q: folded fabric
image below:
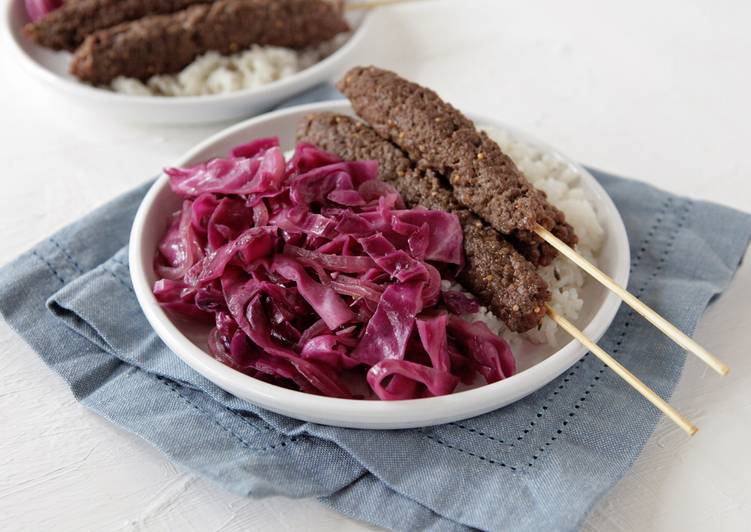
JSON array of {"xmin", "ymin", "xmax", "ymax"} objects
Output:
[{"xmin": 1, "ymin": 95, "xmax": 749, "ymax": 532}]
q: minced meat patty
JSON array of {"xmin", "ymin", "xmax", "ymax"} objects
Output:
[
  {"xmin": 70, "ymin": 0, "xmax": 349, "ymax": 85},
  {"xmin": 297, "ymin": 111, "xmax": 413, "ymax": 181},
  {"xmin": 297, "ymin": 112, "xmax": 550, "ymax": 332},
  {"xmin": 337, "ymin": 66, "xmax": 578, "ymax": 265},
  {"xmin": 24, "ymin": 0, "xmax": 212, "ymax": 51}
]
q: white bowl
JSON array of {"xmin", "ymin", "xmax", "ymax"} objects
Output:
[
  {"xmin": 3, "ymin": 1, "xmax": 371, "ymax": 125},
  {"xmin": 129, "ymin": 101, "xmax": 630, "ymax": 428}
]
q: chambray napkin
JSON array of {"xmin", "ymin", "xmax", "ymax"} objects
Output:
[{"xmin": 2, "ymin": 89, "xmax": 750, "ymax": 532}]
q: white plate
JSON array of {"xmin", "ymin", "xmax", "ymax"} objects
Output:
[
  {"xmin": 129, "ymin": 101, "xmax": 630, "ymax": 428},
  {"xmin": 3, "ymin": 1, "xmax": 371, "ymax": 124}
]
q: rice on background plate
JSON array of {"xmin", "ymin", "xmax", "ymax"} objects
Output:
[
  {"xmin": 112, "ymin": 34, "xmax": 349, "ymax": 97},
  {"xmin": 454, "ymin": 127, "xmax": 605, "ymax": 348}
]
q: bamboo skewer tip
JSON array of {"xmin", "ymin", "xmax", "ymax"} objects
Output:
[
  {"xmin": 546, "ymin": 304, "xmax": 698, "ymax": 436},
  {"xmin": 534, "ymin": 224, "xmax": 730, "ymax": 377},
  {"xmin": 345, "ymin": 0, "xmax": 416, "ymax": 11}
]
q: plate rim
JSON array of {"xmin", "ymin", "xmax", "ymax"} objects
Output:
[{"xmin": 128, "ymin": 100, "xmax": 630, "ymax": 429}]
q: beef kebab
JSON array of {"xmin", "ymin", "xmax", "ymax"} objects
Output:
[
  {"xmin": 337, "ymin": 66, "xmax": 578, "ymax": 267},
  {"xmin": 24, "ymin": 0, "xmax": 213, "ymax": 51},
  {"xmin": 297, "ymin": 112, "xmax": 551, "ymax": 333},
  {"xmin": 70, "ymin": 0, "xmax": 349, "ymax": 85}
]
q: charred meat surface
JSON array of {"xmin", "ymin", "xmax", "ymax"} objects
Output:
[
  {"xmin": 337, "ymin": 66, "xmax": 577, "ymax": 265},
  {"xmin": 298, "ymin": 112, "xmax": 550, "ymax": 332},
  {"xmin": 70, "ymin": 0, "xmax": 350, "ymax": 85},
  {"xmin": 24, "ymin": 0, "xmax": 212, "ymax": 51}
]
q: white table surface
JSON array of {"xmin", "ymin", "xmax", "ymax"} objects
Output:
[{"xmin": 1, "ymin": 0, "xmax": 750, "ymax": 530}]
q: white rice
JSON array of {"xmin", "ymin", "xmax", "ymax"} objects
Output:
[
  {"xmin": 111, "ymin": 34, "xmax": 349, "ymax": 97},
  {"xmin": 449, "ymin": 127, "xmax": 605, "ymax": 347}
]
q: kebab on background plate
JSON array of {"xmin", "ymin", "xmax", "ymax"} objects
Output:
[{"xmin": 23, "ymin": 0, "xmax": 352, "ymax": 95}]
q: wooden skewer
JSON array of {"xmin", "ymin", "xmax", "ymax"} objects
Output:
[
  {"xmin": 546, "ymin": 304, "xmax": 697, "ymax": 435},
  {"xmin": 535, "ymin": 224, "xmax": 730, "ymax": 376},
  {"xmin": 345, "ymin": 0, "xmax": 415, "ymax": 11}
]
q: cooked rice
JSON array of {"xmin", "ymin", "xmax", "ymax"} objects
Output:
[
  {"xmin": 111, "ymin": 34, "xmax": 349, "ymax": 97},
  {"xmin": 451, "ymin": 127, "xmax": 604, "ymax": 347}
]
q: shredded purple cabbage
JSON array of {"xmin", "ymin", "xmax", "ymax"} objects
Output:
[
  {"xmin": 154, "ymin": 138, "xmax": 516, "ymax": 400},
  {"xmin": 442, "ymin": 290, "xmax": 481, "ymax": 315},
  {"xmin": 25, "ymin": 0, "xmax": 63, "ymax": 22}
]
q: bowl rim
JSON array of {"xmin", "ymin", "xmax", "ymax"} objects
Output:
[
  {"xmin": 3, "ymin": 0, "xmax": 370, "ymax": 106},
  {"xmin": 129, "ymin": 100, "xmax": 630, "ymax": 428}
]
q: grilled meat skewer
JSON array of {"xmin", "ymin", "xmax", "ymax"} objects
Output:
[
  {"xmin": 337, "ymin": 66, "xmax": 578, "ymax": 266},
  {"xmin": 297, "ymin": 112, "xmax": 550, "ymax": 333},
  {"xmin": 24, "ymin": 0, "xmax": 212, "ymax": 51},
  {"xmin": 70, "ymin": 0, "xmax": 349, "ymax": 85}
]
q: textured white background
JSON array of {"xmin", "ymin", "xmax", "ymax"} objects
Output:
[{"xmin": 1, "ymin": 0, "xmax": 750, "ymax": 530}]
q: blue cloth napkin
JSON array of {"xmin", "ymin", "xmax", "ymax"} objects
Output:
[{"xmin": 1, "ymin": 88, "xmax": 750, "ymax": 532}]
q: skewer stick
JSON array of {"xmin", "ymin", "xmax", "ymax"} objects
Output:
[
  {"xmin": 546, "ymin": 305, "xmax": 697, "ymax": 435},
  {"xmin": 535, "ymin": 224, "xmax": 729, "ymax": 376},
  {"xmin": 345, "ymin": 0, "xmax": 416, "ymax": 11}
]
